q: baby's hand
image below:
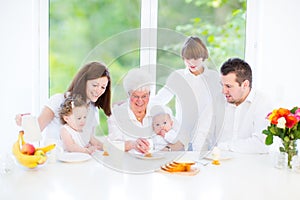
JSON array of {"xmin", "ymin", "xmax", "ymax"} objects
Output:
[
  {"xmin": 95, "ymin": 143, "xmax": 103, "ymax": 151},
  {"xmin": 157, "ymin": 132, "xmax": 166, "ymax": 138},
  {"xmin": 86, "ymin": 146, "xmax": 97, "ymax": 154}
]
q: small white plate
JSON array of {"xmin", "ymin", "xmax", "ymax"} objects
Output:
[
  {"xmin": 134, "ymin": 152, "xmax": 165, "ymax": 160},
  {"xmin": 57, "ymin": 152, "xmax": 91, "ymax": 163}
]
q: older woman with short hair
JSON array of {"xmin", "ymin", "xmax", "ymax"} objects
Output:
[{"xmin": 108, "ymin": 68, "xmax": 155, "ymax": 153}]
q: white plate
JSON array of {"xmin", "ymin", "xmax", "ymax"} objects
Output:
[
  {"xmin": 134, "ymin": 152, "xmax": 165, "ymax": 160},
  {"xmin": 57, "ymin": 152, "xmax": 91, "ymax": 163},
  {"xmin": 204, "ymin": 151, "xmax": 234, "ymax": 161}
]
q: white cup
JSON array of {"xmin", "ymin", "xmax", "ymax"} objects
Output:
[
  {"xmin": 22, "ymin": 115, "xmax": 42, "ymax": 142},
  {"xmin": 211, "ymin": 147, "xmax": 221, "ymax": 160}
]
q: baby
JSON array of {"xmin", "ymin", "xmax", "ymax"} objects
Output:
[
  {"xmin": 59, "ymin": 94, "xmax": 102, "ymax": 154},
  {"xmin": 150, "ymin": 105, "xmax": 178, "ymax": 151}
]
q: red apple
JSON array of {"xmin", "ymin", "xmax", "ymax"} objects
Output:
[{"xmin": 21, "ymin": 143, "xmax": 36, "ymax": 155}]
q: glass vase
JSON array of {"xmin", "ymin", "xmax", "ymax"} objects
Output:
[{"xmin": 280, "ymin": 140, "xmax": 298, "ymax": 169}]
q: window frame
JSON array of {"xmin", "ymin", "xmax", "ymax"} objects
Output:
[{"xmin": 38, "ymin": 0, "xmax": 49, "ymax": 113}]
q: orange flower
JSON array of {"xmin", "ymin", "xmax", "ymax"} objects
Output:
[
  {"xmin": 267, "ymin": 108, "xmax": 292, "ymax": 126},
  {"xmin": 277, "ymin": 108, "xmax": 290, "ymax": 116}
]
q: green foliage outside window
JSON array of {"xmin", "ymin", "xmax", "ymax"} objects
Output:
[
  {"xmin": 50, "ymin": 0, "xmax": 246, "ymax": 136},
  {"xmin": 157, "ymin": 0, "xmax": 246, "ymax": 71}
]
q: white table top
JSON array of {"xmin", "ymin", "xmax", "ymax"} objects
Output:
[{"xmin": 1, "ymin": 151, "xmax": 300, "ymax": 200}]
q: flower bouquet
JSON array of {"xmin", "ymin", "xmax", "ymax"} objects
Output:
[{"xmin": 262, "ymin": 107, "xmax": 300, "ymax": 168}]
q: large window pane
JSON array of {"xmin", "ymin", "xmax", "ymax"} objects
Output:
[
  {"xmin": 156, "ymin": 0, "xmax": 247, "ymax": 134},
  {"xmin": 50, "ymin": 0, "xmax": 141, "ymax": 135},
  {"xmin": 157, "ymin": 0, "xmax": 246, "ymax": 73},
  {"xmin": 50, "ymin": 0, "xmax": 141, "ymax": 95}
]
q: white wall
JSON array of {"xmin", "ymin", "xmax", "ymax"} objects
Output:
[
  {"xmin": 1, "ymin": 0, "xmax": 299, "ymax": 155},
  {"xmin": 0, "ymin": 0, "xmax": 48, "ymax": 154},
  {"xmin": 247, "ymin": 0, "xmax": 300, "ymax": 109}
]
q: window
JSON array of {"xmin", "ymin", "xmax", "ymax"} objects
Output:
[
  {"xmin": 49, "ymin": 0, "xmax": 246, "ymax": 135},
  {"xmin": 156, "ymin": 0, "xmax": 246, "ymax": 86}
]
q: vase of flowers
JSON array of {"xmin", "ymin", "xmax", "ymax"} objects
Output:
[{"xmin": 262, "ymin": 107, "xmax": 300, "ymax": 169}]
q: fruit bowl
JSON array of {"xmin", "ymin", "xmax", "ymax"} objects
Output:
[{"xmin": 12, "ymin": 131, "xmax": 56, "ymax": 169}]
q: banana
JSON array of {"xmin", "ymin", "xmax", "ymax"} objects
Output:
[
  {"xmin": 12, "ymin": 131, "xmax": 56, "ymax": 168},
  {"xmin": 19, "ymin": 130, "xmax": 25, "ymax": 145},
  {"xmin": 34, "ymin": 150, "xmax": 47, "ymax": 164},
  {"xmin": 35, "ymin": 143, "xmax": 56, "ymax": 153}
]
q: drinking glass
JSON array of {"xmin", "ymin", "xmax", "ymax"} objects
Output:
[
  {"xmin": 274, "ymin": 152, "xmax": 287, "ymax": 169},
  {"xmin": 0, "ymin": 153, "xmax": 15, "ymax": 175},
  {"xmin": 292, "ymin": 155, "xmax": 300, "ymax": 173}
]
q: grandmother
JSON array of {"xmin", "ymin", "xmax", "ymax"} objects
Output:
[{"xmin": 107, "ymin": 68, "xmax": 155, "ymax": 153}]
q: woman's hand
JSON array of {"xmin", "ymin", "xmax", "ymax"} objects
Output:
[
  {"xmin": 15, "ymin": 113, "xmax": 30, "ymax": 126},
  {"xmin": 134, "ymin": 138, "xmax": 150, "ymax": 153}
]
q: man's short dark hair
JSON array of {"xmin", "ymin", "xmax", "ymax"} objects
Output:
[{"xmin": 220, "ymin": 58, "xmax": 252, "ymax": 88}]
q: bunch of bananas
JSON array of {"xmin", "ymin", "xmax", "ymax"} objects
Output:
[{"xmin": 12, "ymin": 131, "xmax": 56, "ymax": 168}]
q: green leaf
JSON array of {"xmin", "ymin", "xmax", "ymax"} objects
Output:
[
  {"xmin": 291, "ymin": 107, "xmax": 298, "ymax": 114},
  {"xmin": 291, "ymin": 135, "xmax": 295, "ymax": 140},
  {"xmin": 265, "ymin": 135, "xmax": 273, "ymax": 145},
  {"xmin": 284, "ymin": 136, "xmax": 290, "ymax": 142},
  {"xmin": 207, "ymin": 35, "xmax": 215, "ymax": 43},
  {"xmin": 262, "ymin": 129, "xmax": 270, "ymax": 135},
  {"xmin": 294, "ymin": 130, "xmax": 300, "ymax": 139},
  {"xmin": 279, "ymin": 147, "xmax": 285, "ymax": 152},
  {"xmin": 278, "ymin": 128, "xmax": 285, "ymax": 139},
  {"xmin": 193, "ymin": 17, "xmax": 201, "ymax": 23},
  {"xmin": 232, "ymin": 9, "xmax": 241, "ymax": 17},
  {"xmin": 270, "ymin": 126, "xmax": 276, "ymax": 134}
]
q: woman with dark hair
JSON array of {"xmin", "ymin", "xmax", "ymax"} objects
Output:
[{"xmin": 16, "ymin": 61, "xmax": 111, "ymax": 148}]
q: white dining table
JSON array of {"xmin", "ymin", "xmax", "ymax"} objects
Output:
[{"xmin": 1, "ymin": 150, "xmax": 300, "ymax": 200}]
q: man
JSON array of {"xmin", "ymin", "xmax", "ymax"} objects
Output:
[{"xmin": 216, "ymin": 58, "xmax": 271, "ymax": 153}]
